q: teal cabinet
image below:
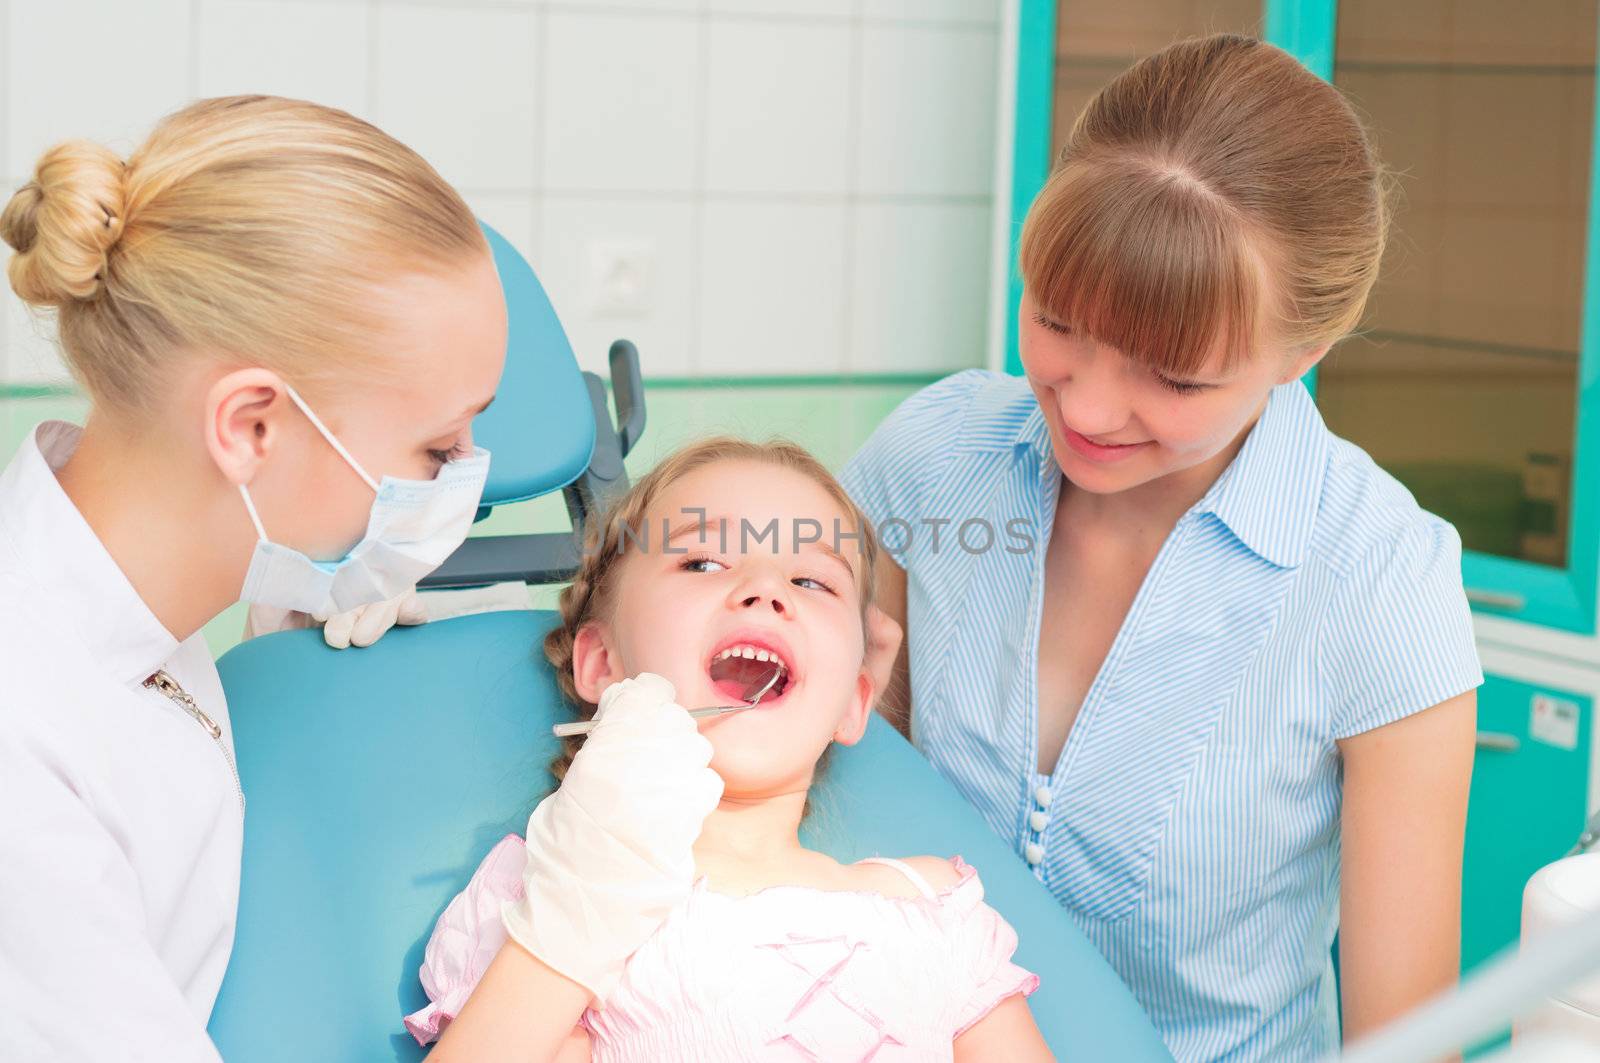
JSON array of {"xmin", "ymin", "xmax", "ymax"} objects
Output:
[
  {"xmin": 1457, "ymin": 665, "xmax": 1593, "ymax": 1053},
  {"xmin": 1464, "ymin": 673, "xmax": 1590, "ymax": 973}
]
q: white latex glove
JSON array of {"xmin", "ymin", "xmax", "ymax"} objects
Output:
[
  {"xmin": 501, "ymin": 673, "xmax": 723, "ymax": 1006},
  {"xmin": 242, "ymin": 590, "xmax": 427, "ymax": 649},
  {"xmin": 316, "ymin": 589, "xmax": 428, "ymax": 649}
]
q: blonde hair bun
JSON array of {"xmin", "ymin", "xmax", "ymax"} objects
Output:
[
  {"xmin": 2, "ymin": 139, "xmax": 127, "ymax": 307},
  {"xmin": 0, "ymin": 97, "xmax": 483, "ymax": 413}
]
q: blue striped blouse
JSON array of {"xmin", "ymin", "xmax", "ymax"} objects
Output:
[{"xmin": 840, "ymin": 370, "xmax": 1483, "ymax": 1061}]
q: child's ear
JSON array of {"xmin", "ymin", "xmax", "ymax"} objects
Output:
[
  {"xmin": 832, "ymin": 667, "xmax": 876, "ymax": 746},
  {"xmin": 571, "ymin": 623, "xmax": 625, "ymax": 705}
]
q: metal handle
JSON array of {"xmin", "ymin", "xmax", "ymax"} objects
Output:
[
  {"xmin": 1475, "ymin": 731, "xmax": 1521, "ymax": 753},
  {"xmin": 553, "ymin": 703, "xmax": 755, "ymax": 739},
  {"xmin": 609, "ymin": 340, "xmax": 646, "ymax": 459},
  {"xmin": 1570, "ymin": 809, "xmax": 1600, "ymax": 857},
  {"xmin": 1465, "ymin": 587, "xmax": 1526, "ymax": 611}
]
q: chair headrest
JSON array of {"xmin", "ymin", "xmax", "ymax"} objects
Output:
[{"xmin": 472, "ymin": 223, "xmax": 596, "ymax": 509}]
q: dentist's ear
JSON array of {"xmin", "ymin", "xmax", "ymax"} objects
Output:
[
  {"xmin": 572, "ymin": 622, "xmax": 627, "ymax": 705},
  {"xmin": 204, "ymin": 367, "xmax": 293, "ymax": 486},
  {"xmin": 832, "ymin": 667, "xmax": 876, "ymax": 747}
]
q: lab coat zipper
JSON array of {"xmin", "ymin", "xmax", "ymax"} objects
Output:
[{"xmin": 143, "ymin": 669, "xmax": 246, "ymax": 816}]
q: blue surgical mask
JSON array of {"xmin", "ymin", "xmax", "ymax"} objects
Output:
[{"xmin": 237, "ymin": 384, "xmax": 491, "ymax": 616}]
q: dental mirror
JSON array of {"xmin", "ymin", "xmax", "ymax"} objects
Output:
[{"xmin": 551, "ymin": 659, "xmax": 785, "ymax": 739}]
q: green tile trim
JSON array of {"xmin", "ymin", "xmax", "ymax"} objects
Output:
[{"xmin": 0, "ymin": 384, "xmax": 76, "ymax": 398}]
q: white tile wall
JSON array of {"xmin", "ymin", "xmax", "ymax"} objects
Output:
[
  {"xmin": 704, "ymin": 20, "xmax": 854, "ymax": 194},
  {"xmin": 197, "ymin": 0, "xmax": 370, "ymax": 120},
  {"xmin": 861, "ymin": 0, "xmax": 999, "ymax": 25},
  {"xmin": 698, "ymin": 200, "xmax": 850, "ymax": 376},
  {"xmin": 850, "ymin": 201, "xmax": 991, "ymax": 373},
  {"xmin": 540, "ymin": 196, "xmax": 696, "ymax": 377},
  {"xmin": 857, "ymin": 22, "xmax": 999, "ymax": 196},
  {"xmin": 0, "ymin": 0, "xmax": 1000, "ymax": 388},
  {"xmin": 373, "ymin": 5, "xmax": 541, "ymax": 191},
  {"xmin": 542, "ymin": 10, "xmax": 700, "ymax": 193},
  {"xmin": 5, "ymin": 299, "xmax": 72, "ymax": 387},
  {"xmin": 6, "ymin": 0, "xmax": 192, "ymax": 170}
]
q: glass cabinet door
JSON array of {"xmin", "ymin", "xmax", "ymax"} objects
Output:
[
  {"xmin": 1313, "ymin": 2, "xmax": 1600, "ymax": 631},
  {"xmin": 1048, "ymin": 1, "xmax": 1264, "ymax": 157}
]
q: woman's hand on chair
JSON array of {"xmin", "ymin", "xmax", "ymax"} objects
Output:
[
  {"xmin": 242, "ymin": 589, "xmax": 427, "ymax": 649},
  {"xmin": 316, "ymin": 589, "xmax": 427, "ymax": 648}
]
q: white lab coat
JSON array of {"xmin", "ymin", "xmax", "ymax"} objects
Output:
[{"xmin": 0, "ymin": 422, "xmax": 241, "ymax": 1062}]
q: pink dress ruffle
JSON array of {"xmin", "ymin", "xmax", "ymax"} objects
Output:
[
  {"xmin": 405, "ymin": 841, "xmax": 1038, "ymax": 1061},
  {"xmin": 402, "ymin": 834, "xmax": 524, "ymax": 1045}
]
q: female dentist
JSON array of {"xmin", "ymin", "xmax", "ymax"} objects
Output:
[
  {"xmin": 0, "ymin": 96, "xmax": 505, "ymax": 1061},
  {"xmin": 844, "ymin": 35, "xmax": 1481, "ymax": 1062}
]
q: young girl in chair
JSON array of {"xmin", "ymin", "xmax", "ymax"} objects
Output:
[{"xmin": 409, "ymin": 438, "xmax": 1051, "ymax": 1062}]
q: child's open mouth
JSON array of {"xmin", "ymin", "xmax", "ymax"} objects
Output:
[{"xmin": 706, "ymin": 636, "xmax": 795, "ymax": 707}]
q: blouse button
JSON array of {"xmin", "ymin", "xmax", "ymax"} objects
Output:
[
  {"xmin": 1034, "ymin": 786, "xmax": 1053, "ymax": 809},
  {"xmin": 1029, "ymin": 810, "xmax": 1050, "ymax": 833},
  {"xmin": 1024, "ymin": 842, "xmax": 1045, "ymax": 866}
]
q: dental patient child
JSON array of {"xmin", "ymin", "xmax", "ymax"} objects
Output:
[{"xmin": 406, "ymin": 438, "xmax": 1051, "ymax": 1061}]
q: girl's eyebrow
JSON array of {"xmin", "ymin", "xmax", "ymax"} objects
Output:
[
  {"xmin": 661, "ymin": 514, "xmax": 858, "ymax": 579},
  {"xmin": 663, "ymin": 517, "xmax": 716, "ymax": 548},
  {"xmin": 815, "ymin": 541, "xmax": 855, "ymax": 579}
]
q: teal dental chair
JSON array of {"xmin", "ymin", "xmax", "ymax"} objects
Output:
[{"xmin": 204, "ymin": 224, "xmax": 1172, "ymax": 1062}]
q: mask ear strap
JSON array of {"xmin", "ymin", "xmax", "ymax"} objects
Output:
[
  {"xmin": 238, "ymin": 485, "xmax": 269, "ymax": 542},
  {"xmin": 282, "ymin": 383, "xmax": 381, "ymax": 494}
]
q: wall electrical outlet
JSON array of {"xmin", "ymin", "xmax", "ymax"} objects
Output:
[{"xmin": 587, "ymin": 239, "xmax": 655, "ymax": 319}]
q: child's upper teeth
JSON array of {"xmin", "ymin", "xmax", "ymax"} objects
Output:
[{"xmin": 716, "ymin": 645, "xmax": 788, "ymax": 672}]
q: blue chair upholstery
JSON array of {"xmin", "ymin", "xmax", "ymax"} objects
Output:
[
  {"xmin": 207, "ymin": 612, "xmax": 1172, "ymax": 1061},
  {"xmin": 473, "ymin": 223, "xmax": 594, "ymax": 508}
]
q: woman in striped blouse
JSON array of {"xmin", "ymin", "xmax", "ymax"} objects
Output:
[{"xmin": 843, "ymin": 34, "xmax": 1481, "ymax": 1062}]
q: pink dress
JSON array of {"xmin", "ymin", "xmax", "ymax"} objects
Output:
[{"xmin": 406, "ymin": 835, "xmax": 1039, "ymax": 1061}]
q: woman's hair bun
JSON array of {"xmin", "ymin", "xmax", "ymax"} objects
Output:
[{"xmin": 1, "ymin": 139, "xmax": 128, "ymax": 307}]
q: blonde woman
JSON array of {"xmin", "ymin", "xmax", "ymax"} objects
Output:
[
  {"xmin": 0, "ymin": 97, "xmax": 504, "ymax": 1060},
  {"xmin": 843, "ymin": 34, "xmax": 1481, "ymax": 1060}
]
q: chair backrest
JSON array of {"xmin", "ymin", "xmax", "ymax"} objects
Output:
[
  {"xmin": 207, "ymin": 612, "xmax": 1172, "ymax": 1062},
  {"xmin": 473, "ymin": 223, "xmax": 594, "ymax": 509}
]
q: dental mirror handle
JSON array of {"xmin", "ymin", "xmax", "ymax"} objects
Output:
[
  {"xmin": 553, "ymin": 666, "xmax": 783, "ymax": 739},
  {"xmin": 553, "ymin": 702, "xmax": 757, "ymax": 739}
]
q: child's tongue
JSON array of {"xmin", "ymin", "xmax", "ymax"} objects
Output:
[
  {"xmin": 713, "ymin": 676, "xmax": 752, "ymax": 702},
  {"xmin": 708, "ymin": 654, "xmax": 780, "ymax": 703}
]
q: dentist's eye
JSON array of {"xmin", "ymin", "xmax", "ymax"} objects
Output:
[
  {"xmin": 680, "ymin": 554, "xmax": 728, "ymax": 574},
  {"xmin": 427, "ymin": 440, "xmax": 472, "ymax": 465},
  {"xmin": 792, "ymin": 575, "xmax": 836, "ymax": 594}
]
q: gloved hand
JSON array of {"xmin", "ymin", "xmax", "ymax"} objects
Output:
[
  {"xmin": 242, "ymin": 590, "xmax": 427, "ymax": 649},
  {"xmin": 316, "ymin": 589, "xmax": 427, "ymax": 649},
  {"xmin": 501, "ymin": 673, "xmax": 723, "ymax": 1006}
]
